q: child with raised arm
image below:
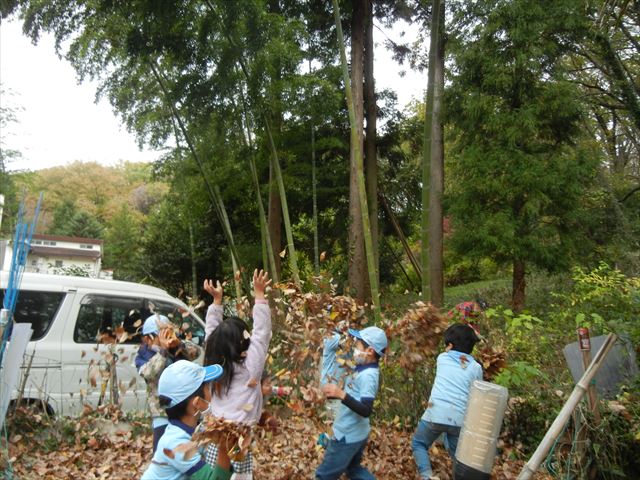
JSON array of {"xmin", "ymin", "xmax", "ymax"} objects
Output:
[
  {"xmin": 316, "ymin": 326, "xmax": 388, "ymax": 480},
  {"xmin": 411, "ymin": 324, "xmax": 483, "ymax": 480},
  {"xmin": 140, "ymin": 360, "xmax": 231, "ymax": 480},
  {"xmin": 135, "ymin": 314, "xmax": 202, "ymax": 452},
  {"xmin": 320, "ymin": 323, "xmax": 349, "ymax": 422},
  {"xmin": 201, "ymin": 269, "xmax": 272, "ymax": 480}
]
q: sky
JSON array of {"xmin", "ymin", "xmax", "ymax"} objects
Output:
[{"xmin": 1, "ymin": 17, "xmax": 425, "ymax": 172}]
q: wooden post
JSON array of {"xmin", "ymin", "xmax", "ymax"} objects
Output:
[
  {"xmin": 577, "ymin": 327, "xmax": 601, "ymax": 424},
  {"xmin": 517, "ymin": 333, "xmax": 617, "ymax": 480}
]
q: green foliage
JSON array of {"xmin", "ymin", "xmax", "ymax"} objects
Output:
[
  {"xmin": 501, "ymin": 392, "xmax": 562, "ymax": 457},
  {"xmin": 447, "ymin": 0, "xmax": 600, "ymax": 305},
  {"xmin": 552, "ymin": 262, "xmax": 640, "ymax": 344},
  {"xmin": 494, "ymin": 361, "xmax": 547, "ymax": 390},
  {"xmin": 49, "ymin": 199, "xmax": 104, "ymax": 239},
  {"xmin": 103, "ymin": 204, "xmax": 143, "ymax": 281}
]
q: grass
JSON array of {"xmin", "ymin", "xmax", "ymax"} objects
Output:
[{"xmin": 381, "ymin": 276, "xmax": 512, "ymax": 317}]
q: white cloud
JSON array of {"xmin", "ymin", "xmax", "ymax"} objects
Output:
[
  {"xmin": 1, "ymin": 20, "xmax": 158, "ymax": 171},
  {"xmin": 1, "ymin": 17, "xmax": 426, "ymax": 172}
]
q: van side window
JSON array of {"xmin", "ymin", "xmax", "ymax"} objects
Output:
[
  {"xmin": 74, "ymin": 295, "xmax": 149, "ymax": 344},
  {"xmin": 151, "ymin": 300, "xmax": 206, "ymax": 347},
  {"xmin": 0, "ymin": 290, "xmax": 65, "ymax": 340}
]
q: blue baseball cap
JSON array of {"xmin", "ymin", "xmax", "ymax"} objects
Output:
[
  {"xmin": 142, "ymin": 314, "xmax": 170, "ymax": 336},
  {"xmin": 349, "ymin": 326, "xmax": 388, "ymax": 356},
  {"xmin": 158, "ymin": 360, "xmax": 224, "ymax": 408}
]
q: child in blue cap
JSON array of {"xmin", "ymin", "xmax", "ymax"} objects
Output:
[
  {"xmin": 140, "ymin": 360, "xmax": 231, "ymax": 480},
  {"xmin": 135, "ymin": 314, "xmax": 202, "ymax": 452},
  {"xmin": 316, "ymin": 326, "xmax": 388, "ymax": 480}
]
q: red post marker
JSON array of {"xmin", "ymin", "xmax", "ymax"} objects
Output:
[{"xmin": 577, "ymin": 327, "xmax": 591, "ymax": 351}]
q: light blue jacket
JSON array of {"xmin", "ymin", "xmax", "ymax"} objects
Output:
[
  {"xmin": 333, "ymin": 364, "xmax": 379, "ymax": 443},
  {"xmin": 421, "ymin": 350, "xmax": 483, "ymax": 427}
]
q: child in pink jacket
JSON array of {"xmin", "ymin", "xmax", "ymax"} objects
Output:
[{"xmin": 202, "ymin": 269, "xmax": 272, "ymax": 480}]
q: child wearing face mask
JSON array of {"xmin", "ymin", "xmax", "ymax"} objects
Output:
[
  {"xmin": 140, "ymin": 360, "xmax": 231, "ymax": 480},
  {"xmin": 201, "ymin": 269, "xmax": 272, "ymax": 480},
  {"xmin": 316, "ymin": 326, "xmax": 388, "ymax": 480}
]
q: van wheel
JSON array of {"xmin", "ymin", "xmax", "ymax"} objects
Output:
[{"xmin": 11, "ymin": 398, "xmax": 55, "ymax": 417}]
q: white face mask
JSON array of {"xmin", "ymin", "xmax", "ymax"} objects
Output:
[
  {"xmin": 192, "ymin": 396, "xmax": 211, "ymax": 419},
  {"xmin": 353, "ymin": 348, "xmax": 368, "ymax": 365}
]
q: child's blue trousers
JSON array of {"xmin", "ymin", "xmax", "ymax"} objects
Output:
[
  {"xmin": 411, "ymin": 420, "xmax": 461, "ymax": 479},
  {"xmin": 315, "ymin": 436, "xmax": 375, "ymax": 479}
]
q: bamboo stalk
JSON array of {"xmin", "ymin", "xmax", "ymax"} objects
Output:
[
  {"xmin": 216, "ymin": 186, "xmax": 243, "ymax": 301},
  {"xmin": 308, "ymin": 52, "xmax": 320, "ymax": 276},
  {"xmin": 236, "ymin": 87, "xmax": 279, "ymax": 282},
  {"xmin": 148, "ymin": 60, "xmax": 249, "ymax": 293},
  {"xmin": 332, "ymin": 0, "xmax": 381, "ymax": 321},
  {"xmin": 263, "ymin": 118, "xmax": 301, "ymax": 287},
  {"xmin": 311, "ymin": 124, "xmax": 319, "ymax": 275},
  {"xmin": 203, "ymin": 1, "xmax": 299, "ymax": 287},
  {"xmin": 517, "ymin": 333, "xmax": 618, "ymax": 480},
  {"xmin": 188, "ymin": 224, "xmax": 198, "ymax": 299}
]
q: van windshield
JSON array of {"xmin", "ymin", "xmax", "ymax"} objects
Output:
[{"xmin": 0, "ymin": 290, "xmax": 66, "ymax": 340}]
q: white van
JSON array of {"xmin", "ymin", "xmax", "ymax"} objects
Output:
[{"xmin": 1, "ymin": 272, "xmax": 206, "ymax": 416}]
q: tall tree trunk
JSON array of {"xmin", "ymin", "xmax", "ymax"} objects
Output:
[
  {"xmin": 268, "ymin": 163, "xmax": 282, "ymax": 279},
  {"xmin": 309, "ymin": 53, "xmax": 320, "ymax": 276},
  {"xmin": 216, "ymin": 186, "xmax": 243, "ymax": 301},
  {"xmin": 333, "ymin": 0, "xmax": 381, "ymax": 321},
  {"xmin": 512, "ymin": 258, "xmax": 526, "ymax": 312},
  {"xmin": 347, "ymin": 0, "xmax": 368, "ymax": 302},
  {"xmin": 429, "ymin": 0, "xmax": 445, "ymax": 307},
  {"xmin": 364, "ymin": 0, "xmax": 379, "ymax": 286},
  {"xmin": 422, "ymin": 0, "xmax": 444, "ymax": 302},
  {"xmin": 264, "ymin": 119, "xmax": 301, "ymax": 287},
  {"xmin": 311, "ymin": 123, "xmax": 320, "ymax": 275},
  {"xmin": 188, "ymin": 223, "xmax": 197, "ymax": 299}
]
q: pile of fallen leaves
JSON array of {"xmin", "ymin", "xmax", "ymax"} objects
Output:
[
  {"xmin": 4, "ymin": 404, "xmax": 151, "ymax": 479},
  {"xmin": 5, "ymin": 404, "xmax": 553, "ymax": 479}
]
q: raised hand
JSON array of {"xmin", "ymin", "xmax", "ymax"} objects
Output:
[
  {"xmin": 203, "ymin": 279, "xmax": 223, "ymax": 305},
  {"xmin": 321, "ymin": 383, "xmax": 346, "ymax": 400},
  {"xmin": 253, "ymin": 269, "xmax": 271, "ymax": 301},
  {"xmin": 158, "ymin": 328, "xmax": 179, "ymax": 350}
]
